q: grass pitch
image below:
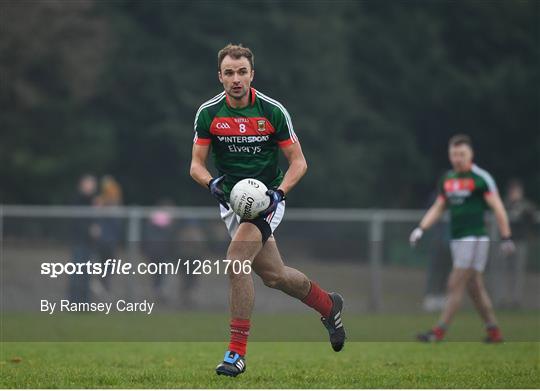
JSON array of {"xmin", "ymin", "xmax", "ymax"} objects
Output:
[{"xmin": 1, "ymin": 313, "xmax": 539, "ymax": 388}]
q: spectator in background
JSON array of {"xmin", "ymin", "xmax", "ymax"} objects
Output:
[
  {"xmin": 142, "ymin": 199, "xmax": 177, "ymax": 303},
  {"xmin": 100, "ymin": 175, "xmax": 123, "ymax": 206},
  {"xmin": 176, "ymin": 219, "xmax": 206, "ymax": 309},
  {"xmin": 141, "ymin": 199, "xmax": 204, "ymax": 309},
  {"xmin": 92, "ymin": 175, "xmax": 123, "ymax": 296},
  {"xmin": 68, "ymin": 174, "xmax": 99, "ymax": 303},
  {"xmin": 503, "ymin": 179, "xmax": 537, "ymax": 308}
]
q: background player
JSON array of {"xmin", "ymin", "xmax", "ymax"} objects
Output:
[
  {"xmin": 409, "ymin": 134, "xmax": 515, "ymax": 342},
  {"xmin": 190, "ymin": 44, "xmax": 346, "ymax": 377}
]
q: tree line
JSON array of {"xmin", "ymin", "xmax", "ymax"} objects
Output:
[{"xmin": 1, "ymin": 0, "xmax": 538, "ymax": 207}]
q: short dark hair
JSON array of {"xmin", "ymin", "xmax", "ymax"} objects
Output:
[
  {"xmin": 218, "ymin": 43, "xmax": 254, "ymax": 71},
  {"xmin": 449, "ymin": 134, "xmax": 473, "ymax": 148},
  {"xmin": 507, "ymin": 178, "xmax": 523, "ymax": 190}
]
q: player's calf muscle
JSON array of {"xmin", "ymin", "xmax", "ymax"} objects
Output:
[
  {"xmin": 284, "ymin": 266, "xmax": 311, "ymax": 298},
  {"xmin": 260, "ymin": 271, "xmax": 284, "ymax": 289},
  {"xmin": 256, "ymin": 265, "xmax": 310, "ymax": 299}
]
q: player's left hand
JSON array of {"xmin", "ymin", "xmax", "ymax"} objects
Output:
[
  {"xmin": 258, "ymin": 188, "xmax": 286, "ymax": 218},
  {"xmin": 500, "ymin": 237, "xmax": 516, "ymax": 256}
]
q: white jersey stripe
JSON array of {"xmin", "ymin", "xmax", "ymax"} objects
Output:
[
  {"xmin": 472, "ymin": 164, "xmax": 498, "ymax": 193},
  {"xmin": 193, "ymin": 91, "xmax": 226, "ymax": 131},
  {"xmin": 257, "ymin": 91, "xmax": 298, "ymax": 142},
  {"xmin": 195, "ymin": 91, "xmax": 225, "ymax": 117},
  {"xmin": 194, "ymin": 92, "xmax": 224, "ymax": 127},
  {"xmin": 194, "ymin": 92, "xmax": 225, "ymax": 130},
  {"xmin": 255, "ymin": 90, "xmax": 298, "ymax": 143}
]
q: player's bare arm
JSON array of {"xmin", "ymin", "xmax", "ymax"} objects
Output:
[
  {"xmin": 410, "ymin": 196, "xmax": 446, "ymax": 246},
  {"xmin": 190, "ymin": 143, "xmax": 212, "ymax": 188},
  {"xmin": 484, "ymin": 192, "xmax": 512, "ymax": 238},
  {"xmin": 277, "ymin": 142, "xmax": 307, "ymax": 195},
  {"xmin": 484, "ymin": 191, "xmax": 515, "ymax": 254},
  {"xmin": 190, "ymin": 144, "xmax": 229, "ymax": 210},
  {"xmin": 419, "ymin": 196, "xmax": 446, "ymax": 231}
]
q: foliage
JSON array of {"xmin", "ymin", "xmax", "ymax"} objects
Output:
[{"xmin": 1, "ymin": 0, "xmax": 538, "ymax": 206}]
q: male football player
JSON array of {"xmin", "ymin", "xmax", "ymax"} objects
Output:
[
  {"xmin": 190, "ymin": 44, "xmax": 346, "ymax": 377},
  {"xmin": 410, "ymin": 134, "xmax": 515, "ymax": 342}
]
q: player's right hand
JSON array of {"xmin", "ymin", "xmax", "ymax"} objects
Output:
[
  {"xmin": 409, "ymin": 227, "xmax": 424, "ymax": 247},
  {"xmin": 500, "ymin": 237, "xmax": 516, "ymax": 256},
  {"xmin": 208, "ymin": 175, "xmax": 229, "ymax": 210}
]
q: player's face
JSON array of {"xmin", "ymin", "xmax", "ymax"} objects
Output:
[
  {"xmin": 218, "ymin": 55, "xmax": 254, "ymax": 101},
  {"xmin": 449, "ymin": 144, "xmax": 473, "ymax": 172}
]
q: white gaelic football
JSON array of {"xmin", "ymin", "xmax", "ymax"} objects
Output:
[{"xmin": 230, "ymin": 178, "xmax": 270, "ymax": 220}]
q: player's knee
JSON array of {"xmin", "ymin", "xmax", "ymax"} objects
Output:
[
  {"xmin": 447, "ymin": 276, "xmax": 463, "ymax": 292},
  {"xmin": 446, "ymin": 274, "xmax": 457, "ymax": 291},
  {"xmin": 467, "ymin": 276, "xmax": 479, "ymax": 291},
  {"xmin": 227, "ymin": 239, "xmax": 259, "ymax": 260},
  {"xmin": 228, "ymin": 269, "xmax": 251, "ymax": 281},
  {"xmin": 466, "ymin": 279, "xmax": 478, "ymax": 297},
  {"xmin": 261, "ymin": 271, "xmax": 285, "ymax": 289},
  {"xmin": 472, "ymin": 273, "xmax": 487, "ymax": 292}
]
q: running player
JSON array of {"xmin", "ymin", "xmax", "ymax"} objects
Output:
[
  {"xmin": 410, "ymin": 134, "xmax": 515, "ymax": 343},
  {"xmin": 190, "ymin": 44, "xmax": 346, "ymax": 377}
]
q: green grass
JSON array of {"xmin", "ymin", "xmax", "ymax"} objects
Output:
[
  {"xmin": 1, "ymin": 313, "xmax": 539, "ymax": 388},
  {"xmin": 1, "ymin": 342, "xmax": 538, "ymax": 388},
  {"xmin": 3, "ymin": 311, "xmax": 539, "ymax": 341}
]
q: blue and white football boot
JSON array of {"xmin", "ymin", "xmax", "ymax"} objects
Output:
[{"xmin": 215, "ymin": 350, "xmax": 246, "ymax": 377}]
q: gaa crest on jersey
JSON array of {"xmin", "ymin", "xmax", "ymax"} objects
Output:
[
  {"xmin": 444, "ymin": 178, "xmax": 475, "ymax": 205},
  {"xmin": 257, "ymin": 120, "xmax": 266, "ymax": 132}
]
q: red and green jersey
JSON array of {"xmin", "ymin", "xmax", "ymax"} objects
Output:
[
  {"xmin": 193, "ymin": 87, "xmax": 298, "ymax": 198},
  {"xmin": 438, "ymin": 164, "xmax": 498, "ymax": 239}
]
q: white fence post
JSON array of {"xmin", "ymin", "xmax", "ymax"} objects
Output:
[
  {"xmin": 369, "ymin": 212, "xmax": 384, "ymax": 312},
  {"xmin": 126, "ymin": 207, "xmax": 142, "ymax": 300}
]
